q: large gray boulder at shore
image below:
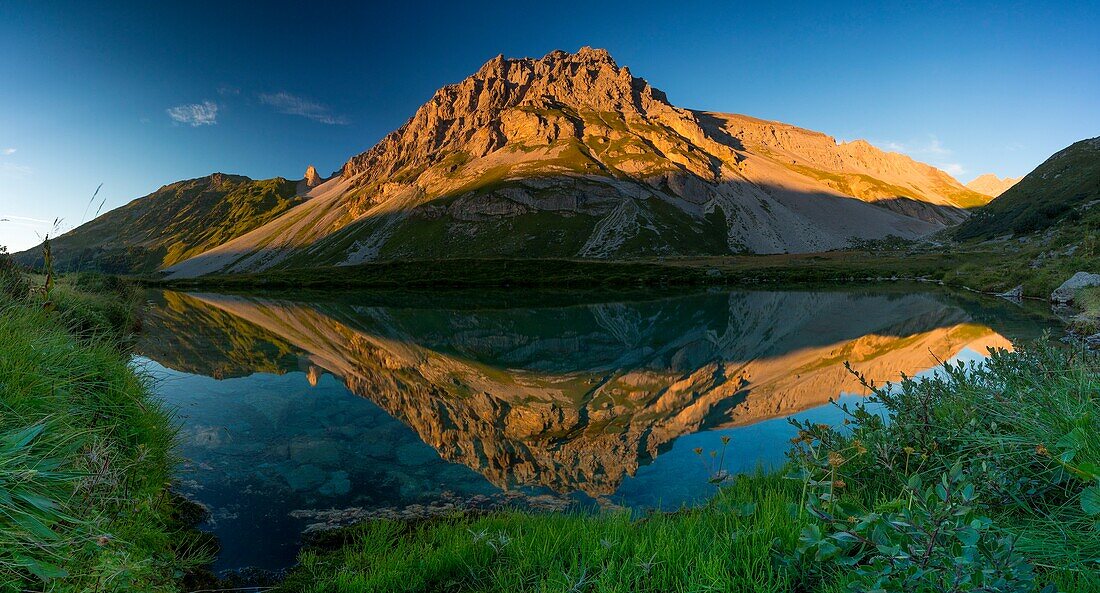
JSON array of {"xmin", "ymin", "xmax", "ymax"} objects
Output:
[{"xmin": 1051, "ymin": 272, "xmax": 1100, "ymax": 304}]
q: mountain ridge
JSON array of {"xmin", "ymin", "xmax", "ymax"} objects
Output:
[
  {"xmin": 19, "ymin": 48, "xmax": 993, "ymax": 275},
  {"xmin": 15, "ymin": 173, "xmax": 306, "ymax": 273}
]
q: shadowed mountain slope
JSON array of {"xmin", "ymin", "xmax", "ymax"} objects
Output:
[{"xmin": 955, "ymin": 137, "xmax": 1100, "ymax": 240}]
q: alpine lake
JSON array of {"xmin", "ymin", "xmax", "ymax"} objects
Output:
[{"xmin": 133, "ymin": 285, "xmax": 1058, "ymax": 571}]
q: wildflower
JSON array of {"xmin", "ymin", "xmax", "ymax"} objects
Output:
[
  {"xmin": 693, "ymin": 447, "xmax": 703, "ymax": 455},
  {"xmin": 833, "ymin": 479, "xmax": 846, "ymax": 489},
  {"xmin": 903, "ymin": 446, "xmax": 915, "ymax": 455},
  {"xmin": 95, "ymin": 534, "xmax": 112, "ymax": 547},
  {"xmin": 720, "ymin": 435, "xmax": 731, "ymax": 445},
  {"xmin": 852, "ymin": 440, "xmax": 868, "ymax": 455},
  {"xmin": 828, "ymin": 451, "xmax": 845, "ymax": 467},
  {"xmin": 1035, "ymin": 443, "xmax": 1049, "ymax": 456},
  {"xmin": 847, "ymin": 516, "xmax": 858, "ymax": 524},
  {"xmin": 816, "ymin": 423, "xmax": 831, "ymax": 431}
]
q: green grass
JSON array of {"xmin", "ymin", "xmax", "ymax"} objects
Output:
[
  {"xmin": 277, "ymin": 472, "xmax": 829, "ymax": 593},
  {"xmin": 0, "ymin": 266, "xmax": 202, "ymax": 591},
  {"xmin": 1071, "ymin": 286, "xmax": 1100, "ymax": 334}
]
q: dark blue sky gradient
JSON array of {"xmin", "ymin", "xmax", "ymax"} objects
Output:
[{"xmin": 2, "ymin": 0, "xmax": 1098, "ymax": 250}]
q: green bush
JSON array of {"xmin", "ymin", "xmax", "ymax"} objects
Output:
[{"xmin": 789, "ymin": 347, "xmax": 1100, "ymax": 591}]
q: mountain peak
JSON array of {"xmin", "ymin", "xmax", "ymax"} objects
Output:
[
  {"xmin": 542, "ymin": 46, "xmax": 618, "ymax": 68},
  {"xmin": 303, "ymin": 165, "xmax": 322, "ymax": 187},
  {"xmin": 341, "ymin": 47, "xmax": 673, "ymax": 182},
  {"xmin": 965, "ymin": 173, "xmax": 1021, "ymax": 197}
]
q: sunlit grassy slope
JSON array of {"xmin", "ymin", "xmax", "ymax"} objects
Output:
[{"xmin": 15, "ymin": 174, "xmax": 304, "ymax": 274}]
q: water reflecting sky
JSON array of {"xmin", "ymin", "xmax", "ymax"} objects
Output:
[{"xmin": 134, "ymin": 286, "xmax": 1054, "ymax": 571}]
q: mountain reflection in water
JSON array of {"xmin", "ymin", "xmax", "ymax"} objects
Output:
[{"xmin": 135, "ymin": 287, "xmax": 1049, "ymax": 571}]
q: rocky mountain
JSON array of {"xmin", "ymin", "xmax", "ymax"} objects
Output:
[
  {"xmin": 139, "ymin": 288, "xmax": 1026, "ymax": 496},
  {"xmin": 955, "ymin": 137, "xmax": 1100, "ymax": 240},
  {"xmin": 965, "ymin": 173, "xmax": 1021, "ymax": 198},
  {"xmin": 15, "ymin": 173, "xmax": 307, "ymax": 273},
  {"xmin": 162, "ymin": 48, "xmax": 988, "ymax": 277}
]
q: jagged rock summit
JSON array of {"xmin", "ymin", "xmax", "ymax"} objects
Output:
[{"xmin": 303, "ymin": 165, "xmax": 323, "ymax": 187}]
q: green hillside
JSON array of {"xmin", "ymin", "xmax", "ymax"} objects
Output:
[
  {"xmin": 16, "ymin": 174, "xmax": 304, "ymax": 274},
  {"xmin": 955, "ymin": 137, "xmax": 1100, "ymax": 240}
]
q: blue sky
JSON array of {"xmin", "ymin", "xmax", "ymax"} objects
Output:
[{"xmin": 2, "ymin": 0, "xmax": 1098, "ymax": 252}]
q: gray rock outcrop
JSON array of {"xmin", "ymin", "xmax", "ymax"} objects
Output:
[{"xmin": 1051, "ymin": 272, "xmax": 1100, "ymax": 304}]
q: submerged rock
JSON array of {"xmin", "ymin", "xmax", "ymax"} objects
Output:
[
  {"xmin": 282, "ymin": 463, "xmax": 326, "ymax": 492},
  {"xmin": 319, "ymin": 470, "xmax": 352, "ymax": 497}
]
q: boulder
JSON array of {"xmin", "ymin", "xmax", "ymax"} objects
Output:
[
  {"xmin": 997, "ymin": 285, "xmax": 1023, "ymax": 300},
  {"xmin": 1051, "ymin": 272, "xmax": 1100, "ymax": 304}
]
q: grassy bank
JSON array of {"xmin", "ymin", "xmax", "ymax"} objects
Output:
[
  {"xmin": 280, "ymin": 474, "xmax": 818, "ymax": 593},
  {"xmin": 279, "ymin": 345, "xmax": 1099, "ymax": 593},
  {"xmin": 153, "ymin": 247, "xmax": 1095, "ymax": 300},
  {"xmin": 1071, "ymin": 287, "xmax": 1100, "ymax": 335},
  {"xmin": 0, "ymin": 257, "xmax": 200, "ymax": 591}
]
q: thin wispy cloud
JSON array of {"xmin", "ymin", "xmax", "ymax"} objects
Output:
[
  {"xmin": 871, "ymin": 135, "xmax": 964, "ymax": 177},
  {"xmin": 1, "ymin": 148, "xmax": 15, "ymax": 156},
  {"xmin": 938, "ymin": 163, "xmax": 965, "ymax": 176},
  {"xmin": 166, "ymin": 101, "xmax": 219, "ymax": 126},
  {"xmin": 874, "ymin": 135, "xmax": 952, "ymax": 157},
  {"xmin": 259, "ymin": 92, "xmax": 349, "ymax": 125},
  {"xmin": 0, "ymin": 162, "xmax": 32, "ymax": 179},
  {"xmin": 217, "ymin": 85, "xmax": 241, "ymax": 96},
  {"xmin": 0, "ymin": 214, "xmax": 51, "ymax": 230}
]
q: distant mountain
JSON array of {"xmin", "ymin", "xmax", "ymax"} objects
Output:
[
  {"xmin": 955, "ymin": 137, "xmax": 1100, "ymax": 240},
  {"xmin": 965, "ymin": 173, "xmax": 1020, "ymax": 198},
  {"xmin": 16, "ymin": 173, "xmax": 308, "ymax": 273},
  {"xmin": 162, "ymin": 48, "xmax": 987, "ymax": 277}
]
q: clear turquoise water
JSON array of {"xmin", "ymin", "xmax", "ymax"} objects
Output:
[{"xmin": 135, "ymin": 286, "xmax": 1053, "ymax": 571}]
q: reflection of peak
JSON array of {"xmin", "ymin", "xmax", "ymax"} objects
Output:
[
  {"xmin": 139, "ymin": 289, "xmax": 1020, "ymax": 497},
  {"xmin": 306, "ymin": 365, "xmax": 323, "ymax": 387}
]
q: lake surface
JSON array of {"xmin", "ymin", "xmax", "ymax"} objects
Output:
[{"xmin": 134, "ymin": 286, "xmax": 1054, "ymax": 572}]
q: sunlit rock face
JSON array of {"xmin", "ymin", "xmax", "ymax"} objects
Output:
[
  {"xmin": 163, "ymin": 48, "xmax": 990, "ymax": 278},
  {"xmin": 140, "ymin": 289, "xmax": 1018, "ymax": 497}
]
